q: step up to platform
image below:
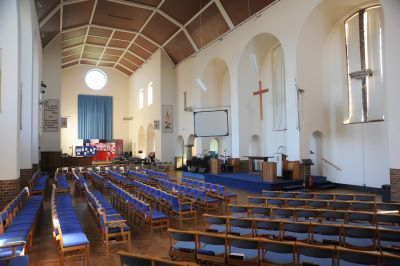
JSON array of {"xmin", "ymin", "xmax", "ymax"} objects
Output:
[
  {"xmin": 283, "ymin": 184, "xmax": 305, "ymax": 191},
  {"xmin": 312, "ymin": 176, "xmax": 336, "ymax": 189}
]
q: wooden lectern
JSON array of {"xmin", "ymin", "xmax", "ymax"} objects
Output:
[
  {"xmin": 227, "ymin": 158, "xmax": 240, "ymax": 173},
  {"xmin": 210, "ymin": 159, "xmax": 221, "ymax": 174},
  {"xmin": 262, "ymin": 162, "xmax": 277, "ymax": 182}
]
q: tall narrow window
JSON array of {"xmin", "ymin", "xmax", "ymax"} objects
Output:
[
  {"xmin": 139, "ymin": 88, "xmax": 144, "ymax": 109},
  {"xmin": 272, "ymin": 44, "xmax": 287, "ymax": 131},
  {"xmin": 344, "ymin": 6, "xmax": 384, "ymax": 124},
  {"xmin": 147, "ymin": 82, "xmax": 153, "ymax": 105}
]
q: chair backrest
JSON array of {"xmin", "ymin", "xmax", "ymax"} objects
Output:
[{"xmin": 338, "ymin": 250, "xmax": 379, "ymax": 265}]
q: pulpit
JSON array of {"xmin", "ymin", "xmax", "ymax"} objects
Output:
[
  {"xmin": 210, "ymin": 159, "xmax": 221, "ymax": 174},
  {"xmin": 262, "ymin": 162, "xmax": 277, "ymax": 182}
]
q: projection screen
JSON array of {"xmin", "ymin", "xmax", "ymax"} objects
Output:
[{"xmin": 194, "ymin": 110, "xmax": 229, "ymax": 137}]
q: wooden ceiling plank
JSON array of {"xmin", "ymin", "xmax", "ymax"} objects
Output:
[
  {"xmin": 114, "ymin": 0, "xmax": 165, "ymax": 70},
  {"xmin": 40, "ymin": 3, "xmax": 62, "ymax": 27},
  {"xmin": 214, "ymin": 0, "xmax": 234, "ymax": 30},
  {"xmin": 96, "ymin": 30, "xmax": 115, "ymax": 66},
  {"xmin": 63, "ymin": 0, "xmax": 88, "ymax": 5},
  {"xmin": 62, "ymin": 24, "xmax": 87, "ymax": 33},
  {"xmin": 79, "ymin": 0, "xmax": 98, "ymax": 64},
  {"xmin": 107, "ymin": 0, "xmax": 155, "ymax": 11}
]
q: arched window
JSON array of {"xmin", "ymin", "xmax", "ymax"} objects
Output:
[
  {"xmin": 344, "ymin": 6, "xmax": 384, "ymax": 123},
  {"xmin": 210, "ymin": 138, "xmax": 219, "ymax": 155},
  {"xmin": 139, "ymin": 88, "xmax": 144, "ymax": 109},
  {"xmin": 147, "ymin": 82, "xmax": 153, "ymax": 105}
]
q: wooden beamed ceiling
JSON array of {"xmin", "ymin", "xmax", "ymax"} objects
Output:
[{"xmin": 36, "ymin": 0, "xmax": 277, "ymax": 76}]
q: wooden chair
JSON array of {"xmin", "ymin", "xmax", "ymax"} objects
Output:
[{"xmin": 98, "ymin": 209, "xmax": 131, "ymax": 255}]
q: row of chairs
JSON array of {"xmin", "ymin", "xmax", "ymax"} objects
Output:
[
  {"xmin": 83, "ymin": 184, "xmax": 131, "ymax": 255},
  {"xmin": 227, "ymin": 204, "xmax": 400, "ymax": 229},
  {"xmin": 181, "ymin": 177, "xmax": 237, "ymax": 205},
  {"xmin": 72, "ymin": 172, "xmax": 89, "ymax": 194},
  {"xmin": 129, "ymin": 178, "xmax": 196, "ymax": 227},
  {"xmin": 168, "ymin": 228, "xmax": 400, "ymax": 266},
  {"xmin": 158, "ymin": 179, "xmax": 222, "ymax": 212},
  {"xmin": 51, "ymin": 185, "xmax": 89, "ymax": 265},
  {"xmin": 108, "ymin": 181, "xmax": 169, "ymax": 237},
  {"xmin": 89, "ymin": 171, "xmax": 110, "ymax": 192},
  {"xmin": 202, "ymin": 214, "xmax": 400, "ymax": 251},
  {"xmin": 118, "ymin": 251, "xmax": 199, "ymax": 266},
  {"xmin": 262, "ymin": 189, "xmax": 377, "ymax": 201},
  {"xmin": 55, "ymin": 174, "xmax": 69, "ymax": 193},
  {"xmin": 126, "ymin": 170, "xmax": 158, "ymax": 186},
  {"xmin": 145, "ymin": 169, "xmax": 169, "ymax": 179},
  {"xmin": 0, "ymin": 187, "xmax": 43, "ymax": 262},
  {"xmin": 28, "ymin": 171, "xmax": 48, "ymax": 196},
  {"xmin": 106, "ymin": 171, "xmax": 136, "ymax": 191},
  {"xmin": 248, "ymin": 196, "xmax": 400, "ymax": 212}
]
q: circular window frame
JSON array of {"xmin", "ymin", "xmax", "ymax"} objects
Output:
[{"xmin": 85, "ymin": 69, "xmax": 108, "ymax": 91}]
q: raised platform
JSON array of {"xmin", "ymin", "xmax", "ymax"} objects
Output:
[{"xmin": 204, "ymin": 172, "xmax": 303, "ymax": 193}]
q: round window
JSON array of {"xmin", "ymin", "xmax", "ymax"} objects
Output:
[{"xmin": 85, "ymin": 69, "xmax": 107, "ymax": 90}]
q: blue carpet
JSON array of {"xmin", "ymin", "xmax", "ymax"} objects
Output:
[
  {"xmin": 205, "ymin": 173, "xmax": 303, "ymax": 193},
  {"xmin": 182, "ymin": 171, "xmax": 205, "ymax": 181}
]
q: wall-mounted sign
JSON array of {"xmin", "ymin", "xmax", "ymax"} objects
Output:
[
  {"xmin": 162, "ymin": 105, "xmax": 173, "ymax": 133},
  {"xmin": 154, "ymin": 120, "xmax": 160, "ymax": 130},
  {"xmin": 44, "ymin": 99, "xmax": 59, "ymax": 132}
]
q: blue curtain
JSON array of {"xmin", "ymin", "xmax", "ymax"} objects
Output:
[{"xmin": 78, "ymin": 95, "xmax": 113, "ymax": 139}]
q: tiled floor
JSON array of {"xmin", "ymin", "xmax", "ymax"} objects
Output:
[{"xmin": 27, "ymin": 171, "xmax": 379, "ymax": 265}]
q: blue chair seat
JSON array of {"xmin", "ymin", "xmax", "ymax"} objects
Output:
[
  {"xmin": 172, "ymin": 204, "xmax": 193, "ymax": 212},
  {"xmin": 256, "ymin": 229, "xmax": 280, "ymax": 238},
  {"xmin": 0, "ymin": 246, "xmax": 24, "ymax": 259},
  {"xmin": 0, "ymin": 255, "xmax": 29, "ymax": 266},
  {"xmin": 263, "ymin": 251, "xmax": 293, "ymax": 264},
  {"xmin": 339, "ymin": 260, "xmax": 376, "ymax": 266},
  {"xmin": 283, "ymin": 231, "xmax": 308, "ymax": 241},
  {"xmin": 299, "ymin": 255, "xmax": 332, "ymax": 266},
  {"xmin": 231, "ymin": 213, "xmax": 248, "ymax": 218},
  {"xmin": 61, "ymin": 226, "xmax": 84, "ymax": 234},
  {"xmin": 313, "ymin": 234, "xmax": 339, "ymax": 243},
  {"xmin": 378, "ymin": 225, "xmax": 400, "ymax": 230},
  {"xmin": 173, "ymin": 241, "xmax": 195, "ymax": 251},
  {"xmin": 148, "ymin": 210, "xmax": 168, "ymax": 220},
  {"xmin": 199, "ymin": 244, "xmax": 225, "ymax": 256},
  {"xmin": 380, "ymin": 240, "xmax": 400, "ymax": 249},
  {"xmin": 226, "ymin": 192, "xmax": 236, "ymax": 197},
  {"xmin": 230, "ymin": 247, "xmax": 258, "ymax": 261},
  {"xmin": 345, "ymin": 237, "xmax": 374, "ymax": 248},
  {"xmin": 0, "ymin": 232, "xmax": 27, "ymax": 242},
  {"xmin": 62, "ymin": 232, "xmax": 89, "ymax": 248},
  {"xmin": 209, "ymin": 224, "xmax": 226, "ymax": 233},
  {"xmin": 230, "ymin": 227, "xmax": 253, "ymax": 236}
]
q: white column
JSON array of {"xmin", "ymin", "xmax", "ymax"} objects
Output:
[
  {"xmin": 41, "ymin": 35, "xmax": 62, "ymax": 152},
  {"xmin": 19, "ymin": 0, "xmax": 34, "ymax": 169},
  {"xmin": 0, "ymin": 0, "xmax": 21, "ymax": 180}
]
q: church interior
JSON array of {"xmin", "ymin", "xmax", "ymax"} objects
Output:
[{"xmin": 1, "ymin": 0, "xmax": 400, "ymax": 265}]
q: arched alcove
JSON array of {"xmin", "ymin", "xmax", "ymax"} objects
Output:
[
  {"xmin": 187, "ymin": 134, "xmax": 196, "ymax": 160},
  {"xmin": 198, "ymin": 58, "xmax": 232, "ymax": 157},
  {"xmin": 209, "ymin": 138, "xmax": 219, "ymax": 155},
  {"xmin": 176, "ymin": 135, "xmax": 185, "ymax": 168},
  {"xmin": 237, "ymin": 32, "xmax": 285, "ymax": 156},
  {"xmin": 138, "ymin": 126, "xmax": 145, "ymax": 158},
  {"xmin": 146, "ymin": 123, "xmax": 155, "ymax": 155},
  {"xmin": 310, "ymin": 131, "xmax": 323, "ymax": 176}
]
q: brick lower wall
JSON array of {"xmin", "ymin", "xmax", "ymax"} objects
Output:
[
  {"xmin": 20, "ymin": 168, "xmax": 33, "ymax": 190},
  {"xmin": 32, "ymin": 164, "xmax": 39, "ymax": 174},
  {"xmin": 0, "ymin": 179, "xmax": 20, "ymax": 210},
  {"xmin": 390, "ymin": 168, "xmax": 400, "ymax": 202}
]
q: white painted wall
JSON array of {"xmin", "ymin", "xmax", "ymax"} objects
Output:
[
  {"xmin": 60, "ymin": 64, "xmax": 130, "ymax": 154},
  {"xmin": 381, "ymin": 0, "xmax": 400, "ymax": 170},
  {"xmin": 0, "ymin": 0, "xmax": 20, "ymax": 180},
  {"xmin": 41, "ymin": 35, "xmax": 61, "ymax": 152},
  {"xmin": 160, "ymin": 50, "xmax": 177, "ymax": 163},
  {"xmin": 129, "ymin": 50, "xmax": 162, "ymax": 159}
]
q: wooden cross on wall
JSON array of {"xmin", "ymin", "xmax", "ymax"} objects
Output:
[{"xmin": 253, "ymin": 80, "xmax": 269, "ymax": 120}]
